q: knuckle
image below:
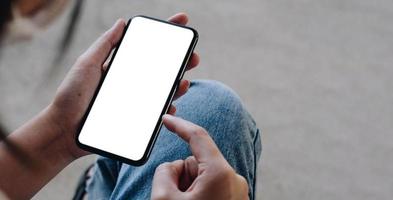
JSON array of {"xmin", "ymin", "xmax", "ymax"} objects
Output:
[
  {"xmin": 100, "ymin": 32, "xmax": 115, "ymax": 48},
  {"xmin": 238, "ymin": 174, "xmax": 249, "ymax": 191},
  {"xmin": 76, "ymin": 54, "xmax": 96, "ymax": 68},
  {"xmin": 192, "ymin": 127, "xmax": 208, "ymax": 137},
  {"xmin": 214, "ymin": 164, "xmax": 234, "ymax": 181},
  {"xmin": 185, "ymin": 155, "xmax": 195, "ymax": 162},
  {"xmin": 222, "ymin": 165, "xmax": 235, "ymax": 177},
  {"xmin": 155, "ymin": 162, "xmax": 171, "ymax": 173},
  {"xmin": 76, "ymin": 54, "xmax": 86, "ymax": 64}
]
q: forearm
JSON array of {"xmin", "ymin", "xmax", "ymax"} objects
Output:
[{"xmin": 0, "ymin": 106, "xmax": 75, "ymax": 200}]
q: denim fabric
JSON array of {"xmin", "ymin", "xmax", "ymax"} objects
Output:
[{"xmin": 86, "ymin": 80, "xmax": 262, "ymax": 200}]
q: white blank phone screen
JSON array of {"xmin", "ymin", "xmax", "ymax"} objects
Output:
[{"xmin": 78, "ymin": 16, "xmax": 194, "ymax": 161}]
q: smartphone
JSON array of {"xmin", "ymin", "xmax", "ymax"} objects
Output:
[{"xmin": 76, "ymin": 15, "xmax": 198, "ymax": 166}]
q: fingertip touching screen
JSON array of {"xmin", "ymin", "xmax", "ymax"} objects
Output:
[{"xmin": 77, "ymin": 16, "xmax": 196, "ymax": 165}]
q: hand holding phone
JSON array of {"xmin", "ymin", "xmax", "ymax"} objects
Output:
[
  {"xmin": 76, "ymin": 15, "xmax": 198, "ymax": 165},
  {"xmin": 48, "ymin": 13, "xmax": 198, "ymax": 164}
]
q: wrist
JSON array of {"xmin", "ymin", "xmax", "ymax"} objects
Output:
[
  {"xmin": 44, "ymin": 104, "xmax": 84, "ymax": 162},
  {"xmin": 0, "ymin": 105, "xmax": 78, "ymax": 199},
  {"xmin": 39, "ymin": 105, "xmax": 75, "ymax": 163}
]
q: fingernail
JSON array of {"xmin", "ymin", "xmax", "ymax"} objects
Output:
[
  {"xmin": 185, "ymin": 79, "xmax": 190, "ymax": 87},
  {"xmin": 164, "ymin": 114, "xmax": 176, "ymax": 120}
]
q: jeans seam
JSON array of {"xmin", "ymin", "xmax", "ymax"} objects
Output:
[{"xmin": 252, "ymin": 128, "xmax": 261, "ymax": 200}]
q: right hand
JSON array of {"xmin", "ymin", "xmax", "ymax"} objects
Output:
[{"xmin": 151, "ymin": 114, "xmax": 249, "ymax": 200}]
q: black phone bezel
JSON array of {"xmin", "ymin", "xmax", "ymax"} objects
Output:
[{"xmin": 75, "ymin": 15, "xmax": 198, "ymax": 166}]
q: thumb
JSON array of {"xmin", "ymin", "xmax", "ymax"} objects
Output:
[
  {"xmin": 77, "ymin": 19, "xmax": 126, "ymax": 69},
  {"xmin": 151, "ymin": 160, "xmax": 185, "ymax": 199}
]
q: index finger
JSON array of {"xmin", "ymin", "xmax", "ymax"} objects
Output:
[{"xmin": 162, "ymin": 114, "xmax": 223, "ymax": 163}]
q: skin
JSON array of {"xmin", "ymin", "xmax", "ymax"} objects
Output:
[
  {"xmin": 151, "ymin": 115, "xmax": 249, "ymax": 200},
  {"xmin": 0, "ymin": 13, "xmax": 248, "ymax": 200}
]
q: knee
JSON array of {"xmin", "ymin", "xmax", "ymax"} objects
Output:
[
  {"xmin": 177, "ymin": 80, "xmax": 258, "ymax": 142},
  {"xmin": 188, "ymin": 80, "xmax": 246, "ymax": 117},
  {"xmin": 183, "ymin": 80, "xmax": 261, "ymax": 181}
]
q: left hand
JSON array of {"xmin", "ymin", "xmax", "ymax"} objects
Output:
[{"xmin": 48, "ymin": 13, "xmax": 200, "ymax": 159}]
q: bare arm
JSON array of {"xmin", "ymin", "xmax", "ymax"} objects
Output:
[{"xmin": 0, "ymin": 106, "xmax": 74, "ymax": 199}]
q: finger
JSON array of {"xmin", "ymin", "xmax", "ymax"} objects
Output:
[
  {"xmin": 162, "ymin": 115, "xmax": 222, "ymax": 162},
  {"xmin": 185, "ymin": 156, "xmax": 199, "ymax": 179},
  {"xmin": 168, "ymin": 105, "xmax": 176, "ymax": 115},
  {"xmin": 79, "ymin": 19, "xmax": 126, "ymax": 69},
  {"xmin": 154, "ymin": 160, "xmax": 184, "ymax": 186},
  {"xmin": 178, "ymin": 156, "xmax": 199, "ymax": 191},
  {"xmin": 168, "ymin": 13, "xmax": 188, "ymax": 25},
  {"xmin": 102, "ymin": 52, "xmax": 112, "ymax": 71},
  {"xmin": 152, "ymin": 160, "xmax": 185, "ymax": 199},
  {"xmin": 173, "ymin": 80, "xmax": 190, "ymax": 100},
  {"xmin": 102, "ymin": 61, "xmax": 110, "ymax": 71},
  {"xmin": 186, "ymin": 52, "xmax": 200, "ymax": 71}
]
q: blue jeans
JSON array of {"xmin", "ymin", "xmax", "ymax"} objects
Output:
[{"xmin": 86, "ymin": 80, "xmax": 262, "ymax": 199}]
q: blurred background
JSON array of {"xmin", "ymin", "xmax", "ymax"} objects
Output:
[{"xmin": 0, "ymin": 0, "xmax": 392, "ymax": 199}]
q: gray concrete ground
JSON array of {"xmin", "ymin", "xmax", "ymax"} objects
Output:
[{"xmin": 0, "ymin": 0, "xmax": 392, "ymax": 199}]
